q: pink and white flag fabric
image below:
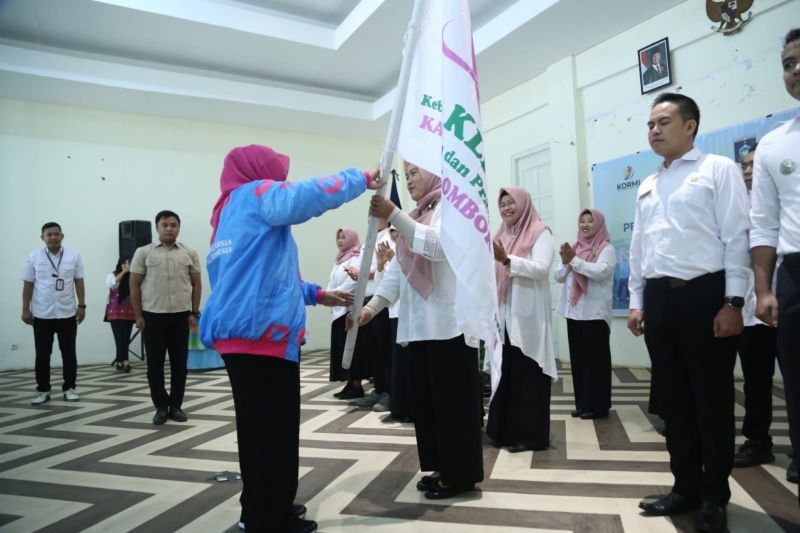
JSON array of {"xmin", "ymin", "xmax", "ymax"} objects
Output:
[{"xmin": 396, "ymin": 0, "xmax": 503, "ymax": 393}]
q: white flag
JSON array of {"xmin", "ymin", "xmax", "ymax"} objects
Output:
[{"xmin": 396, "ymin": 0, "xmax": 503, "ymax": 392}]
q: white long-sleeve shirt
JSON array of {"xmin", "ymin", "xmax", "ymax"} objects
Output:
[
  {"xmin": 555, "ymin": 244, "xmax": 616, "ymax": 326},
  {"xmin": 374, "ymin": 205, "xmax": 460, "ymax": 344},
  {"xmin": 499, "ymin": 232, "xmax": 557, "ymax": 380},
  {"xmin": 750, "ymin": 114, "xmax": 800, "ymax": 255},
  {"xmin": 326, "ymin": 256, "xmax": 359, "ymax": 321},
  {"xmin": 628, "ymin": 148, "xmax": 750, "ymax": 310}
]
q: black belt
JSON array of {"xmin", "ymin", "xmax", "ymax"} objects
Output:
[{"xmin": 646, "ymin": 271, "xmax": 723, "ymax": 289}]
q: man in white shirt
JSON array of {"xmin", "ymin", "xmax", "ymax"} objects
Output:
[
  {"xmin": 628, "ymin": 93, "xmax": 750, "ymax": 532},
  {"xmin": 750, "ymin": 27, "xmax": 800, "ymax": 495},
  {"xmin": 21, "ymin": 222, "xmax": 86, "ymax": 405},
  {"xmin": 733, "ymin": 145, "xmax": 782, "ymax": 471}
]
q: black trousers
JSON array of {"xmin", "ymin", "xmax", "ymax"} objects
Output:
[
  {"xmin": 738, "ymin": 324, "xmax": 779, "ymax": 445},
  {"xmin": 566, "ymin": 319, "xmax": 612, "ymax": 414},
  {"xmin": 408, "ymin": 335, "xmax": 484, "ymax": 486},
  {"xmin": 223, "ymin": 354, "xmax": 300, "ymax": 532},
  {"xmin": 110, "ymin": 320, "xmax": 135, "ymax": 362},
  {"xmin": 329, "ymin": 312, "xmax": 373, "ymax": 382},
  {"xmin": 369, "ymin": 308, "xmax": 392, "ymax": 394},
  {"xmin": 643, "ymin": 271, "xmax": 736, "ymax": 504},
  {"xmin": 487, "ymin": 339, "xmax": 552, "ymax": 449},
  {"xmin": 778, "ymin": 254, "xmax": 800, "ymax": 457},
  {"xmin": 33, "ymin": 317, "xmax": 77, "ymax": 392},
  {"xmin": 142, "ymin": 311, "xmax": 189, "ymax": 410}
]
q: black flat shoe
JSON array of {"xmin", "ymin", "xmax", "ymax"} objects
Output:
[
  {"xmin": 639, "ymin": 492, "xmax": 699, "ymax": 516},
  {"xmin": 123, "ymin": 361, "xmax": 131, "ymax": 373},
  {"xmin": 337, "ymin": 385, "xmax": 364, "ymax": 400},
  {"xmin": 416, "ymin": 475, "xmax": 439, "ymax": 492},
  {"xmin": 424, "ymin": 480, "xmax": 475, "ymax": 500},
  {"xmin": 580, "ymin": 410, "xmax": 609, "ymax": 420},
  {"xmin": 153, "ymin": 408, "xmax": 168, "ymax": 425},
  {"xmin": 508, "ymin": 442, "xmax": 548, "ymax": 453},
  {"xmin": 733, "ymin": 441, "xmax": 775, "ymax": 468},
  {"xmin": 333, "ymin": 383, "xmax": 352, "ymax": 398},
  {"xmin": 695, "ymin": 501, "xmax": 726, "ymax": 532},
  {"xmin": 114, "ymin": 361, "xmax": 123, "ymax": 371},
  {"xmin": 169, "ymin": 407, "xmax": 188, "ymax": 422},
  {"xmin": 788, "ymin": 461, "xmax": 799, "ymax": 484},
  {"xmin": 570, "ymin": 409, "xmax": 583, "ymax": 418}
]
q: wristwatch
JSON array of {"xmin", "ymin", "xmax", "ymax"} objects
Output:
[
  {"xmin": 77, "ymin": 304, "xmax": 87, "ymax": 309},
  {"xmin": 191, "ymin": 311, "xmax": 201, "ymax": 318},
  {"xmin": 724, "ymin": 296, "xmax": 744, "ymax": 309}
]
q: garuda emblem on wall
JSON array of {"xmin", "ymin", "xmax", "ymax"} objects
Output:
[{"xmin": 706, "ymin": 0, "xmax": 754, "ymax": 35}]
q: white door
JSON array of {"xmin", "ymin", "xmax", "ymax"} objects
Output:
[{"xmin": 513, "ymin": 147, "xmax": 562, "ymax": 356}]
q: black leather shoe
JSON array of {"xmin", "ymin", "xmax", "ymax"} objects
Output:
[
  {"xmin": 508, "ymin": 442, "xmax": 549, "ymax": 453},
  {"xmin": 638, "ymin": 492, "xmax": 699, "ymax": 516},
  {"xmin": 169, "ymin": 407, "xmax": 188, "ymax": 422},
  {"xmin": 424, "ymin": 480, "xmax": 475, "ymax": 500},
  {"xmin": 695, "ymin": 501, "xmax": 726, "ymax": 532},
  {"xmin": 416, "ymin": 475, "xmax": 439, "ymax": 492},
  {"xmin": 580, "ymin": 410, "xmax": 609, "ymax": 420},
  {"xmin": 289, "ymin": 517, "xmax": 317, "ymax": 533},
  {"xmin": 733, "ymin": 441, "xmax": 775, "ymax": 468},
  {"xmin": 788, "ymin": 461, "xmax": 799, "ymax": 484},
  {"xmin": 570, "ymin": 408, "xmax": 583, "ymax": 418},
  {"xmin": 291, "ymin": 504, "xmax": 307, "ymax": 519},
  {"xmin": 152, "ymin": 408, "xmax": 168, "ymax": 425}
]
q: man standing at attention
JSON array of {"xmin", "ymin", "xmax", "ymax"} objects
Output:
[
  {"xmin": 628, "ymin": 93, "xmax": 750, "ymax": 532},
  {"xmin": 750, "ymin": 27, "xmax": 800, "ymax": 498},
  {"xmin": 130, "ymin": 211, "xmax": 201, "ymax": 425},
  {"xmin": 21, "ymin": 222, "xmax": 86, "ymax": 405}
]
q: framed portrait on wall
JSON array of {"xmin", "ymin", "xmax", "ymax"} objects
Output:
[{"xmin": 638, "ymin": 37, "xmax": 671, "ymax": 94}]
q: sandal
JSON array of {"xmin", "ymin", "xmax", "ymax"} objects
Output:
[
  {"xmin": 113, "ymin": 360, "xmax": 123, "ymax": 371},
  {"xmin": 123, "ymin": 361, "xmax": 131, "ymax": 373}
]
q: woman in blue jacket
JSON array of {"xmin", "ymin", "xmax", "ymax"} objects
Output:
[{"xmin": 201, "ymin": 144, "xmax": 382, "ymax": 532}]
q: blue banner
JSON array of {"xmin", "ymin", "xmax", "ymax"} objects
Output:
[{"xmin": 591, "ymin": 107, "xmax": 799, "ymax": 315}]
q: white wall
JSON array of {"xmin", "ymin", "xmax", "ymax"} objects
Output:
[
  {"xmin": 482, "ymin": 0, "xmax": 799, "ymax": 368},
  {"xmin": 0, "ymin": 99, "xmax": 383, "ymax": 371}
]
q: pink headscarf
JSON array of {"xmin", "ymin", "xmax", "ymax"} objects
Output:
[
  {"xmin": 334, "ymin": 228, "xmax": 361, "ymax": 264},
  {"xmin": 210, "ymin": 144, "xmax": 290, "ymax": 243},
  {"xmin": 395, "ymin": 162, "xmax": 441, "ymax": 299},
  {"xmin": 495, "ymin": 187, "xmax": 549, "ymax": 303},
  {"xmin": 568, "ymin": 209, "xmax": 611, "ymax": 306}
]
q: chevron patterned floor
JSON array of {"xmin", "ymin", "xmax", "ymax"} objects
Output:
[{"xmin": 0, "ymin": 351, "xmax": 798, "ymax": 532}]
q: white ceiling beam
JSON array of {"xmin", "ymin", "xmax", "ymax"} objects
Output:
[
  {"xmin": 0, "ymin": 43, "xmax": 374, "ymax": 118},
  {"xmin": 92, "ymin": 0, "xmax": 338, "ymax": 48}
]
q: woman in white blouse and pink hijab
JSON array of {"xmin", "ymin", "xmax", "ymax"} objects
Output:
[
  {"xmin": 555, "ymin": 208, "xmax": 616, "ymax": 420},
  {"xmin": 487, "ymin": 186, "xmax": 557, "ymax": 453}
]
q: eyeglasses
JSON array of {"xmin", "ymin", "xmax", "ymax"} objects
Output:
[{"xmin": 741, "ymin": 161, "xmax": 754, "ymax": 170}]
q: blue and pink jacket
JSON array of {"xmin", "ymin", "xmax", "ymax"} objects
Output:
[{"xmin": 200, "ymin": 169, "xmax": 368, "ymax": 363}]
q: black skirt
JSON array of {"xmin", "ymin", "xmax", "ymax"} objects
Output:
[
  {"xmin": 487, "ymin": 341, "xmax": 552, "ymax": 449},
  {"xmin": 329, "ymin": 314, "xmax": 373, "ymax": 382}
]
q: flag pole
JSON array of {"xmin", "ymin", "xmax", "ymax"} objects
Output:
[{"xmin": 342, "ymin": 0, "xmax": 427, "ymax": 369}]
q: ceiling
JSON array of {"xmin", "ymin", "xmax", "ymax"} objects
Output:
[{"xmin": 0, "ymin": 0, "xmax": 685, "ymax": 141}]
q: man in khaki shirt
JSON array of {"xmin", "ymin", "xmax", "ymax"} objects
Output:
[{"xmin": 130, "ymin": 210, "xmax": 201, "ymax": 425}]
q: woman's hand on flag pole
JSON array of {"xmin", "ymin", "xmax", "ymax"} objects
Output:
[
  {"xmin": 345, "ymin": 309, "xmax": 374, "ymax": 330},
  {"xmin": 369, "ymin": 195, "xmax": 397, "ymax": 219}
]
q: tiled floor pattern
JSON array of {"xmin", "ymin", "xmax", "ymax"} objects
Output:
[{"xmin": 0, "ymin": 351, "xmax": 797, "ymax": 532}]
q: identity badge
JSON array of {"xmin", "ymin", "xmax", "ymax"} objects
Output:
[{"xmin": 55, "ymin": 278, "xmax": 65, "ymax": 291}]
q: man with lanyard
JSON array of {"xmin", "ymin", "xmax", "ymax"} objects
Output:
[
  {"xmin": 750, "ymin": 27, "xmax": 800, "ymax": 500},
  {"xmin": 628, "ymin": 93, "xmax": 749, "ymax": 532},
  {"xmin": 21, "ymin": 222, "xmax": 86, "ymax": 405}
]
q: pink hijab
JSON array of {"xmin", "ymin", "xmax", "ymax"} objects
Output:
[
  {"xmin": 568, "ymin": 209, "xmax": 611, "ymax": 306},
  {"xmin": 210, "ymin": 144, "xmax": 290, "ymax": 243},
  {"xmin": 495, "ymin": 187, "xmax": 549, "ymax": 303},
  {"xmin": 335, "ymin": 228, "xmax": 361, "ymax": 264},
  {"xmin": 395, "ymin": 162, "xmax": 441, "ymax": 299}
]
